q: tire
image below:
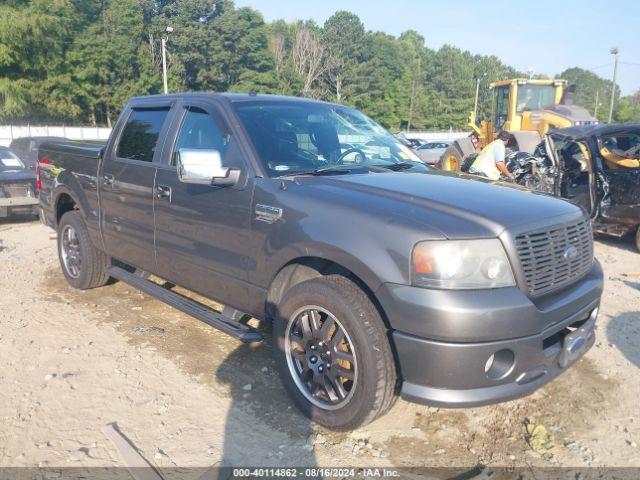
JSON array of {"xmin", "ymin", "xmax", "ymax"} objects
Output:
[
  {"xmin": 440, "ymin": 144, "xmax": 464, "ymax": 171},
  {"xmin": 273, "ymin": 275, "xmax": 397, "ymax": 430},
  {"xmin": 636, "ymin": 226, "xmax": 640, "ymax": 253},
  {"xmin": 57, "ymin": 210, "xmax": 110, "ymax": 289}
]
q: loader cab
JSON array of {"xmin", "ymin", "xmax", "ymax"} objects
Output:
[{"xmin": 490, "ymin": 79, "xmax": 564, "ymax": 135}]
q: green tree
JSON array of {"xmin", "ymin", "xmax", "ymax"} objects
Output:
[{"xmin": 558, "ymin": 67, "xmax": 618, "ymax": 121}]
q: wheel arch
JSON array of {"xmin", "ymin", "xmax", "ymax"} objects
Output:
[
  {"xmin": 265, "ymin": 256, "xmax": 391, "ymax": 330},
  {"xmin": 53, "ymin": 188, "xmax": 80, "ymax": 226}
]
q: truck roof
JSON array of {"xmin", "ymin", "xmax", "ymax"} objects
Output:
[
  {"xmin": 550, "ymin": 123, "xmax": 640, "ymax": 141},
  {"xmin": 127, "ymin": 92, "xmax": 342, "ymax": 107}
]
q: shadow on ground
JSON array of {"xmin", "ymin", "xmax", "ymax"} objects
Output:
[
  {"xmin": 606, "ymin": 312, "xmax": 640, "ymax": 369},
  {"xmin": 0, "ymin": 213, "xmax": 39, "ymax": 226}
]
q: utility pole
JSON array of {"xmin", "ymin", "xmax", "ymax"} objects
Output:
[
  {"xmin": 161, "ymin": 26, "xmax": 174, "ymax": 95},
  {"xmin": 594, "ymin": 89, "xmax": 600, "ymax": 118},
  {"xmin": 608, "ymin": 47, "xmax": 619, "ymax": 123}
]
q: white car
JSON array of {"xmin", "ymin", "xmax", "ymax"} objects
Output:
[{"xmin": 415, "ymin": 141, "xmax": 452, "ymax": 165}]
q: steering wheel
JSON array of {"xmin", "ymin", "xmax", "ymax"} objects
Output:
[{"xmin": 336, "ymin": 147, "xmax": 368, "ymax": 165}]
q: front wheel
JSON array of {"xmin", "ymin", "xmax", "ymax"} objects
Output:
[
  {"xmin": 57, "ymin": 211, "xmax": 110, "ymax": 289},
  {"xmin": 273, "ymin": 275, "xmax": 397, "ymax": 430}
]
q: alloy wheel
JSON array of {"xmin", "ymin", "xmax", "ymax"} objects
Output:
[{"xmin": 285, "ymin": 306, "xmax": 357, "ymax": 410}]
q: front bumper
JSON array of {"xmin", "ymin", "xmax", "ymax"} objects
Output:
[{"xmin": 377, "ymin": 261, "xmax": 603, "ymax": 408}]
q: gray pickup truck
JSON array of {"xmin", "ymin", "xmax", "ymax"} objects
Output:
[{"xmin": 38, "ymin": 93, "xmax": 603, "ymax": 430}]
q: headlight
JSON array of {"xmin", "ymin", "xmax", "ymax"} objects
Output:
[{"xmin": 412, "ymin": 239, "xmax": 515, "ymax": 289}]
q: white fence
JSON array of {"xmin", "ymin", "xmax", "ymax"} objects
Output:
[
  {"xmin": 403, "ymin": 130, "xmax": 469, "ymax": 141},
  {"xmin": 0, "ymin": 124, "xmax": 469, "ymax": 148},
  {"xmin": 0, "ymin": 125, "xmax": 112, "ymax": 147}
]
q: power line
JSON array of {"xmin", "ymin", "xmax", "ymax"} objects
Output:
[{"xmin": 588, "ymin": 62, "xmax": 614, "ymax": 70}]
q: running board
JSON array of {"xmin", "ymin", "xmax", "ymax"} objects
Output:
[{"xmin": 106, "ymin": 266, "xmax": 263, "ymax": 343}]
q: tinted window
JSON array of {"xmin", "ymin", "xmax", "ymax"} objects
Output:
[
  {"xmin": 117, "ymin": 108, "xmax": 170, "ymax": 162},
  {"xmin": 173, "ymin": 107, "xmax": 228, "ymax": 164},
  {"xmin": 0, "ymin": 148, "xmax": 24, "ymax": 171}
]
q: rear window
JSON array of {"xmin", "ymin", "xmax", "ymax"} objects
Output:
[
  {"xmin": 0, "ymin": 149, "xmax": 24, "ymax": 171},
  {"xmin": 116, "ymin": 108, "xmax": 170, "ymax": 162}
]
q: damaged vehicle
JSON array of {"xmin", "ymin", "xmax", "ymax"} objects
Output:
[
  {"xmin": 510, "ymin": 124, "xmax": 640, "ymax": 251},
  {"xmin": 0, "ymin": 146, "xmax": 39, "ymax": 218}
]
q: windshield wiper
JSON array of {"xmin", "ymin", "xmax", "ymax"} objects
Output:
[{"xmin": 291, "ymin": 165, "xmax": 371, "ymax": 176}]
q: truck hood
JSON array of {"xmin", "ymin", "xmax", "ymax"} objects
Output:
[{"xmin": 304, "ymin": 170, "xmax": 582, "ymax": 238}]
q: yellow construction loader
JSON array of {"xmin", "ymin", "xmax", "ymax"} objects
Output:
[{"xmin": 440, "ymin": 78, "xmax": 598, "ymax": 171}]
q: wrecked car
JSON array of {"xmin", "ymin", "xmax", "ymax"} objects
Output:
[
  {"xmin": 510, "ymin": 124, "xmax": 640, "ymax": 251},
  {"xmin": 0, "ymin": 146, "xmax": 39, "ymax": 218}
]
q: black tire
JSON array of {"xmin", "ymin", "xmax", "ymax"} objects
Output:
[
  {"xmin": 636, "ymin": 226, "xmax": 640, "ymax": 253},
  {"xmin": 57, "ymin": 210, "xmax": 110, "ymax": 289},
  {"xmin": 273, "ymin": 275, "xmax": 397, "ymax": 430},
  {"xmin": 440, "ymin": 144, "xmax": 464, "ymax": 171}
]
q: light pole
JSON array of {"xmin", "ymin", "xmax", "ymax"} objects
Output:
[
  {"xmin": 161, "ymin": 26, "xmax": 174, "ymax": 95},
  {"xmin": 527, "ymin": 67, "xmax": 534, "ymax": 80},
  {"xmin": 608, "ymin": 47, "xmax": 619, "ymax": 123}
]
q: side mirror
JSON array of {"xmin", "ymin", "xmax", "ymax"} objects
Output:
[{"xmin": 176, "ymin": 148, "xmax": 240, "ymax": 186}]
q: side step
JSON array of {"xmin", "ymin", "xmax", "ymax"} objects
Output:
[{"xmin": 106, "ymin": 266, "xmax": 263, "ymax": 343}]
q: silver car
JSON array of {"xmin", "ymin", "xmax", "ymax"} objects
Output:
[{"xmin": 415, "ymin": 141, "xmax": 452, "ymax": 165}]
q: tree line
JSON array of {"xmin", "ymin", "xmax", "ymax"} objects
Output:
[{"xmin": 1, "ymin": 0, "xmax": 638, "ymax": 129}]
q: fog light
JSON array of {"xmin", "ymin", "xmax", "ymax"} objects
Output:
[{"xmin": 484, "ymin": 349, "xmax": 515, "ymax": 380}]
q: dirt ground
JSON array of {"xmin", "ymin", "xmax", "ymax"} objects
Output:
[{"xmin": 1, "ymin": 217, "xmax": 640, "ymax": 476}]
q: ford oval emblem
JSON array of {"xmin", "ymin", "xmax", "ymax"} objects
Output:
[{"xmin": 564, "ymin": 245, "xmax": 579, "ymax": 261}]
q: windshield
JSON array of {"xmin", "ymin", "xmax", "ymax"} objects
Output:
[
  {"xmin": 0, "ymin": 149, "xmax": 25, "ymax": 171},
  {"xmin": 516, "ymin": 85, "xmax": 556, "ymax": 113},
  {"xmin": 233, "ymin": 101, "xmax": 421, "ymax": 177}
]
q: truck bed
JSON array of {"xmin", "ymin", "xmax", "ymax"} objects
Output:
[{"xmin": 38, "ymin": 140, "xmax": 106, "ymax": 238}]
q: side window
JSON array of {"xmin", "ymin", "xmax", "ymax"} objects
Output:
[
  {"xmin": 495, "ymin": 87, "xmax": 509, "ymax": 130},
  {"xmin": 172, "ymin": 106, "xmax": 233, "ymax": 166},
  {"xmin": 116, "ymin": 107, "xmax": 170, "ymax": 162}
]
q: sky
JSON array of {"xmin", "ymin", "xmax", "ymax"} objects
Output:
[{"xmin": 235, "ymin": 0, "xmax": 640, "ymax": 96}]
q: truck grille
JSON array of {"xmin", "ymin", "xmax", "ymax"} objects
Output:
[
  {"xmin": 515, "ymin": 219, "xmax": 593, "ymax": 297},
  {"xmin": 2, "ymin": 183, "xmax": 32, "ymax": 198}
]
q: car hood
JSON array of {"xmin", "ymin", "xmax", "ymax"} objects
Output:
[
  {"xmin": 0, "ymin": 170, "xmax": 35, "ymax": 183},
  {"xmin": 301, "ymin": 170, "xmax": 582, "ymax": 239}
]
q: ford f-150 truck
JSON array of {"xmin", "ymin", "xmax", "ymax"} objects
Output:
[{"xmin": 38, "ymin": 93, "xmax": 603, "ymax": 430}]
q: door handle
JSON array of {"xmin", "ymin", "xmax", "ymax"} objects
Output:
[
  {"xmin": 103, "ymin": 174, "xmax": 114, "ymax": 187},
  {"xmin": 156, "ymin": 184, "xmax": 172, "ymax": 201}
]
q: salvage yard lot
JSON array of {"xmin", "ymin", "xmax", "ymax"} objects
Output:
[{"xmin": 1, "ymin": 218, "xmax": 639, "ymax": 472}]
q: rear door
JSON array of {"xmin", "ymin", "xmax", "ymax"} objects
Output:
[
  {"xmin": 153, "ymin": 99, "xmax": 257, "ymax": 309},
  {"xmin": 99, "ymin": 103, "xmax": 174, "ymax": 272}
]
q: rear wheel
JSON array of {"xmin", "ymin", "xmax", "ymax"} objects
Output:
[
  {"xmin": 57, "ymin": 211, "xmax": 110, "ymax": 289},
  {"xmin": 273, "ymin": 275, "xmax": 397, "ymax": 430}
]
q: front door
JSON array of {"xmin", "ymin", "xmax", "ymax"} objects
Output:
[
  {"xmin": 100, "ymin": 105, "xmax": 173, "ymax": 272},
  {"xmin": 153, "ymin": 101, "xmax": 256, "ymax": 310},
  {"xmin": 555, "ymin": 139, "xmax": 594, "ymax": 215}
]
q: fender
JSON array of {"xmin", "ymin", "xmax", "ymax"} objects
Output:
[
  {"xmin": 264, "ymin": 240, "xmax": 396, "ymax": 296},
  {"xmin": 52, "ymin": 172, "xmax": 103, "ymax": 251}
]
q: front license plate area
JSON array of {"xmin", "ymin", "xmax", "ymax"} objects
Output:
[{"xmin": 558, "ymin": 315, "xmax": 596, "ymax": 369}]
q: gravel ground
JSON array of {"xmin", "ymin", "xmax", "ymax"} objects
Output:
[{"xmin": 1, "ymin": 217, "xmax": 639, "ymax": 476}]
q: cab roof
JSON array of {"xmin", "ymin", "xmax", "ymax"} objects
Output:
[
  {"xmin": 128, "ymin": 92, "xmax": 341, "ymax": 107},
  {"xmin": 550, "ymin": 123, "xmax": 640, "ymax": 141}
]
